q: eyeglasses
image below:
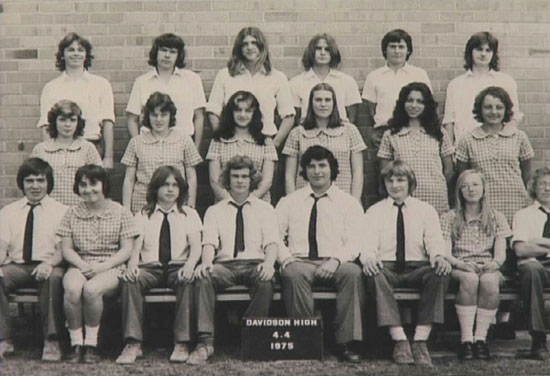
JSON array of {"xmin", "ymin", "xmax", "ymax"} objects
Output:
[{"xmin": 536, "ymin": 182, "xmax": 550, "ymax": 188}]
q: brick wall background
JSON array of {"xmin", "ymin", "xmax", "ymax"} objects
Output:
[{"xmin": 1, "ymin": 0, "xmax": 550, "ymax": 210}]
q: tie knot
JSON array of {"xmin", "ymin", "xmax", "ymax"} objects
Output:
[
  {"xmin": 394, "ymin": 202, "xmax": 404, "ymax": 209},
  {"xmin": 311, "ymin": 193, "xmax": 327, "ymax": 202},
  {"xmin": 230, "ymin": 201, "xmax": 247, "ymax": 211},
  {"xmin": 160, "ymin": 211, "xmax": 170, "ymax": 219},
  {"xmin": 28, "ymin": 202, "xmax": 39, "ymax": 209}
]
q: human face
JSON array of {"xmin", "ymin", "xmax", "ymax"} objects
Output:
[
  {"xmin": 233, "ymin": 101, "xmax": 254, "ymax": 129},
  {"xmin": 459, "ymin": 173, "xmax": 484, "ymax": 205},
  {"xmin": 63, "ymin": 40, "xmax": 86, "ymax": 70},
  {"xmin": 305, "ymin": 159, "xmax": 332, "ymax": 192},
  {"xmin": 157, "ymin": 174, "xmax": 180, "ymax": 206},
  {"xmin": 23, "ymin": 174, "xmax": 48, "ymax": 204},
  {"xmin": 149, "ymin": 106, "xmax": 171, "ymax": 134},
  {"xmin": 78, "ymin": 176, "xmax": 105, "ymax": 204},
  {"xmin": 157, "ymin": 46, "xmax": 178, "ymax": 71},
  {"xmin": 311, "ymin": 90, "xmax": 334, "ymax": 120},
  {"xmin": 481, "ymin": 95, "xmax": 505, "ymax": 127},
  {"xmin": 241, "ymin": 35, "xmax": 260, "ymax": 64},
  {"xmin": 535, "ymin": 175, "xmax": 550, "ymax": 207},
  {"xmin": 404, "ymin": 90, "xmax": 425, "ymax": 120},
  {"xmin": 314, "ymin": 38, "xmax": 331, "ymax": 67},
  {"xmin": 56, "ymin": 112, "xmax": 79, "ymax": 139},
  {"xmin": 229, "ymin": 168, "xmax": 251, "ymax": 196},
  {"xmin": 385, "ymin": 39, "xmax": 408, "ymax": 66},
  {"xmin": 472, "ymin": 43, "xmax": 494, "ymax": 69},
  {"xmin": 385, "ymin": 175, "xmax": 409, "ymax": 203}
]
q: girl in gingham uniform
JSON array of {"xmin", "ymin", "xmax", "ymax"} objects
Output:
[
  {"xmin": 31, "ymin": 100, "xmax": 102, "ymax": 206},
  {"xmin": 207, "ymin": 91, "xmax": 277, "ymax": 203},
  {"xmin": 122, "ymin": 92, "xmax": 202, "ymax": 214},
  {"xmin": 441, "ymin": 170, "xmax": 511, "ymax": 360},
  {"xmin": 58, "ymin": 165, "xmax": 138, "ymax": 363},
  {"xmin": 283, "ymin": 82, "xmax": 366, "ymax": 201},
  {"xmin": 456, "ymin": 86, "xmax": 534, "ymax": 225},
  {"xmin": 378, "ymin": 82, "xmax": 454, "ymax": 215}
]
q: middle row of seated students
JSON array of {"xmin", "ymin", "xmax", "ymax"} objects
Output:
[{"xmin": 2, "ymin": 153, "xmax": 550, "ymax": 366}]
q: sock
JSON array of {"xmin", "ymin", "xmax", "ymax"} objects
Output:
[
  {"xmin": 69, "ymin": 328, "xmax": 83, "ymax": 347},
  {"xmin": 455, "ymin": 305, "xmax": 477, "ymax": 343},
  {"xmin": 83, "ymin": 325, "xmax": 99, "ymax": 347},
  {"xmin": 413, "ymin": 325, "xmax": 432, "ymax": 341},
  {"xmin": 389, "ymin": 326, "xmax": 407, "ymax": 341},
  {"xmin": 198, "ymin": 332, "xmax": 214, "ymax": 347},
  {"xmin": 475, "ymin": 308, "xmax": 498, "ymax": 342},
  {"xmin": 497, "ymin": 311, "xmax": 510, "ymax": 323}
]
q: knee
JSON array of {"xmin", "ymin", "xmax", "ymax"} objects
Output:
[
  {"xmin": 520, "ymin": 262, "xmax": 544, "ymax": 281},
  {"xmin": 64, "ymin": 285, "xmax": 83, "ymax": 303},
  {"xmin": 281, "ymin": 263, "xmax": 305, "ymax": 284},
  {"xmin": 479, "ymin": 274, "xmax": 500, "ymax": 296},
  {"xmin": 457, "ymin": 273, "xmax": 480, "ymax": 294},
  {"xmin": 336, "ymin": 263, "xmax": 363, "ymax": 284},
  {"xmin": 82, "ymin": 283, "xmax": 103, "ymax": 302}
]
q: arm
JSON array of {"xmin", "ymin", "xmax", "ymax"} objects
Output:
[
  {"xmin": 443, "ymin": 123, "xmax": 455, "ymax": 145},
  {"xmin": 514, "ymin": 240, "xmax": 550, "ymax": 258},
  {"xmin": 293, "ymin": 108, "xmax": 302, "ymax": 127},
  {"xmin": 364, "ymin": 100, "xmax": 376, "ymax": 127},
  {"xmin": 520, "ymin": 158, "xmax": 533, "ymax": 186},
  {"xmin": 185, "ymin": 166, "xmax": 197, "ymax": 208},
  {"xmin": 127, "ymin": 113, "xmax": 140, "ymax": 138},
  {"xmin": 350, "ymin": 151, "xmax": 364, "ymax": 201},
  {"xmin": 379, "ymin": 158, "xmax": 390, "ymax": 175},
  {"xmin": 61, "ymin": 236, "xmax": 88, "ymax": 270},
  {"xmin": 178, "ymin": 230, "xmax": 202, "ymax": 282},
  {"xmin": 346, "ymin": 104, "xmax": 358, "ymax": 125},
  {"xmin": 251, "ymin": 160, "xmax": 275, "ymax": 199},
  {"xmin": 94, "ymin": 236, "xmax": 135, "ymax": 273},
  {"xmin": 122, "ymin": 167, "xmax": 137, "ymax": 211},
  {"xmin": 102, "ymin": 120, "xmax": 114, "ymax": 169},
  {"xmin": 273, "ymin": 115, "xmax": 295, "ymax": 149},
  {"xmin": 284, "ymin": 155, "xmax": 298, "ymax": 195},
  {"xmin": 257, "ymin": 242, "xmax": 278, "ymax": 281},
  {"xmin": 456, "ymin": 160, "xmax": 470, "ymax": 176},
  {"xmin": 192, "ymin": 108, "xmax": 205, "ymax": 150},
  {"xmin": 195, "ymin": 244, "xmax": 216, "ymax": 279},
  {"xmin": 442, "ymin": 155, "xmax": 455, "ymax": 184},
  {"xmin": 207, "ymin": 113, "xmax": 220, "ymax": 134},
  {"xmin": 0, "ymin": 240, "xmax": 8, "ymax": 266},
  {"xmin": 208, "ymin": 160, "xmax": 229, "ymax": 201}
]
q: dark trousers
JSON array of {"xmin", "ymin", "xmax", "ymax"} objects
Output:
[
  {"xmin": 365, "ymin": 261, "xmax": 450, "ymax": 327},
  {"xmin": 518, "ymin": 261, "xmax": 550, "ymax": 334},
  {"xmin": 0, "ymin": 263, "xmax": 65, "ymax": 341},
  {"xmin": 195, "ymin": 260, "xmax": 274, "ymax": 338},
  {"xmin": 281, "ymin": 260, "xmax": 366, "ymax": 344},
  {"xmin": 121, "ymin": 265, "xmax": 194, "ymax": 343}
]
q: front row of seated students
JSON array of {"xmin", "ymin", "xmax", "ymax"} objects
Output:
[{"xmin": 1, "ymin": 153, "xmax": 550, "ymax": 365}]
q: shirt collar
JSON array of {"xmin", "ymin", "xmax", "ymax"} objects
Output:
[
  {"xmin": 18, "ymin": 196, "xmax": 50, "ymax": 209},
  {"xmin": 385, "ymin": 195, "xmax": 412, "ymax": 208},
  {"xmin": 304, "ymin": 183, "xmax": 337, "ymax": 201},
  {"xmin": 533, "ymin": 201, "xmax": 550, "ymax": 214},
  {"xmin": 382, "ymin": 62, "xmax": 411, "ymax": 73},
  {"xmin": 42, "ymin": 138, "xmax": 85, "ymax": 152},
  {"xmin": 235, "ymin": 63, "xmax": 268, "ymax": 76},
  {"xmin": 299, "ymin": 125, "xmax": 344, "ymax": 138},
  {"xmin": 61, "ymin": 70, "xmax": 90, "ymax": 82},
  {"xmin": 147, "ymin": 67, "xmax": 184, "ymax": 79},
  {"xmin": 304, "ymin": 68, "xmax": 339, "ymax": 80},
  {"xmin": 219, "ymin": 134, "xmax": 257, "ymax": 144},
  {"xmin": 396, "ymin": 126, "xmax": 426, "ymax": 136},
  {"xmin": 227, "ymin": 195, "xmax": 252, "ymax": 207},
  {"xmin": 73, "ymin": 199, "xmax": 118, "ymax": 219},
  {"xmin": 141, "ymin": 127, "xmax": 179, "ymax": 144},
  {"xmin": 154, "ymin": 204, "xmax": 178, "ymax": 215},
  {"xmin": 471, "ymin": 124, "xmax": 517, "ymax": 139},
  {"xmin": 464, "ymin": 69, "xmax": 497, "ymax": 77}
]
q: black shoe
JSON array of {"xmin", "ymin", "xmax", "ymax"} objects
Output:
[
  {"xmin": 457, "ymin": 341, "xmax": 474, "ymax": 361},
  {"xmin": 338, "ymin": 343, "xmax": 361, "ymax": 363},
  {"xmin": 531, "ymin": 340, "xmax": 550, "ymax": 361},
  {"xmin": 82, "ymin": 346, "xmax": 100, "ymax": 364},
  {"xmin": 474, "ymin": 340, "xmax": 490, "ymax": 360},
  {"xmin": 494, "ymin": 323, "xmax": 516, "ymax": 340},
  {"xmin": 65, "ymin": 345, "xmax": 83, "ymax": 363}
]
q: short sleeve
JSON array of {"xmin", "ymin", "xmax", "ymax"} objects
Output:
[
  {"xmin": 182, "ymin": 136, "xmax": 203, "ymax": 166},
  {"xmin": 85, "ymin": 142, "xmax": 103, "ymax": 165},
  {"xmin": 377, "ymin": 130, "xmax": 394, "ymax": 159},
  {"xmin": 119, "ymin": 206, "xmax": 139, "ymax": 239},
  {"xmin": 98, "ymin": 78, "xmax": 115, "ymax": 122},
  {"xmin": 494, "ymin": 210, "xmax": 512, "ymax": 238},
  {"xmin": 455, "ymin": 136, "xmax": 470, "ymax": 162},
  {"xmin": 121, "ymin": 137, "xmax": 139, "ymax": 167},
  {"xmin": 442, "ymin": 79, "xmax": 456, "ymax": 125},
  {"xmin": 56, "ymin": 208, "xmax": 74, "ymax": 238},
  {"xmin": 512, "ymin": 209, "xmax": 530, "ymax": 245},
  {"xmin": 30, "ymin": 143, "xmax": 44, "ymax": 158},
  {"xmin": 518, "ymin": 131, "xmax": 535, "ymax": 161},
  {"xmin": 440, "ymin": 128, "xmax": 455, "ymax": 157},
  {"xmin": 439, "ymin": 210, "xmax": 455, "ymax": 241},
  {"xmin": 274, "ymin": 71, "xmax": 296, "ymax": 118},
  {"xmin": 282, "ymin": 127, "xmax": 300, "ymax": 157},
  {"xmin": 288, "ymin": 74, "xmax": 303, "ymax": 108},
  {"xmin": 342, "ymin": 74, "xmax": 362, "ymax": 106},
  {"xmin": 37, "ymin": 82, "xmax": 54, "ymax": 128},
  {"xmin": 202, "ymin": 206, "xmax": 220, "ymax": 248},
  {"xmin": 206, "ymin": 69, "xmax": 227, "ymax": 117},
  {"xmin": 361, "ymin": 71, "xmax": 377, "ymax": 102},
  {"xmin": 0, "ymin": 206, "xmax": 12, "ymax": 245},
  {"xmin": 191, "ymin": 73, "xmax": 207, "ymax": 110},
  {"xmin": 205, "ymin": 139, "xmax": 221, "ymax": 161},
  {"xmin": 263, "ymin": 137, "xmax": 279, "ymax": 161},
  {"xmin": 184, "ymin": 207, "xmax": 203, "ymax": 235},
  {"xmin": 126, "ymin": 77, "xmax": 143, "ymax": 116},
  {"xmin": 260, "ymin": 204, "xmax": 280, "ymax": 247},
  {"xmin": 347, "ymin": 124, "xmax": 367, "ymax": 153}
]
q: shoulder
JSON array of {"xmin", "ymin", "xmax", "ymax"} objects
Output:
[
  {"xmin": 289, "ymin": 71, "xmax": 306, "ymax": 84},
  {"xmin": 492, "ymin": 209, "xmax": 508, "ymax": 223},
  {"xmin": 366, "ymin": 66, "xmax": 385, "ymax": 78},
  {"xmin": 365, "ymin": 198, "xmax": 388, "ymax": 216},
  {"xmin": 440, "ymin": 209, "xmax": 457, "ymax": 224},
  {"xmin": 0, "ymin": 198, "xmax": 25, "ymax": 216},
  {"xmin": 214, "ymin": 68, "xmax": 230, "ymax": 80}
]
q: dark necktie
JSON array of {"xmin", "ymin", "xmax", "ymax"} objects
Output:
[
  {"xmin": 23, "ymin": 203, "xmax": 39, "ymax": 263},
  {"xmin": 230, "ymin": 202, "xmax": 246, "ymax": 258},
  {"xmin": 159, "ymin": 211, "xmax": 171, "ymax": 266},
  {"xmin": 395, "ymin": 202, "xmax": 405, "ymax": 272},
  {"xmin": 308, "ymin": 194, "xmax": 326, "ymax": 260}
]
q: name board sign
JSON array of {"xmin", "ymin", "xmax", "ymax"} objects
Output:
[{"xmin": 241, "ymin": 317, "xmax": 323, "ymax": 360}]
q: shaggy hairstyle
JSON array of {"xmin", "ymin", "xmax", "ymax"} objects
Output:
[
  {"xmin": 302, "ymin": 83, "xmax": 342, "ymax": 130},
  {"xmin": 55, "ymin": 32, "xmax": 93, "ymax": 71},
  {"xmin": 228, "ymin": 27, "xmax": 271, "ymax": 76},
  {"xmin": 142, "ymin": 92, "xmax": 177, "ymax": 129},
  {"xmin": 299, "ymin": 145, "xmax": 339, "ymax": 182},
  {"xmin": 472, "ymin": 86, "xmax": 513, "ymax": 124},
  {"xmin": 17, "ymin": 158, "xmax": 54, "ymax": 194},
  {"xmin": 464, "ymin": 31, "xmax": 499, "ymax": 71},
  {"xmin": 47, "ymin": 100, "xmax": 85, "ymax": 139},
  {"xmin": 380, "ymin": 159, "xmax": 417, "ymax": 197},
  {"xmin": 148, "ymin": 33, "xmax": 186, "ymax": 69},
  {"xmin": 453, "ymin": 169, "xmax": 496, "ymax": 239},
  {"xmin": 301, "ymin": 33, "xmax": 342, "ymax": 69},
  {"xmin": 388, "ymin": 82, "xmax": 443, "ymax": 142},
  {"xmin": 526, "ymin": 166, "xmax": 550, "ymax": 200},
  {"xmin": 381, "ymin": 29, "xmax": 413, "ymax": 60},
  {"xmin": 73, "ymin": 164, "xmax": 110, "ymax": 196},
  {"xmin": 215, "ymin": 91, "xmax": 266, "ymax": 145},
  {"xmin": 219, "ymin": 155, "xmax": 262, "ymax": 192},
  {"xmin": 142, "ymin": 166, "xmax": 189, "ymax": 217}
]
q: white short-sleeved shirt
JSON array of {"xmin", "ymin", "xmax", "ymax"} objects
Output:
[
  {"xmin": 361, "ymin": 63, "xmax": 432, "ymax": 128},
  {"xmin": 135, "ymin": 205, "xmax": 202, "ymax": 265},
  {"xmin": 512, "ymin": 202, "xmax": 550, "ymax": 265},
  {"xmin": 206, "ymin": 67, "xmax": 295, "ymax": 136},
  {"xmin": 126, "ymin": 68, "xmax": 207, "ymax": 136},
  {"xmin": 443, "ymin": 70, "xmax": 523, "ymax": 142},
  {"xmin": 0, "ymin": 196, "xmax": 67, "ymax": 264},
  {"xmin": 289, "ymin": 69, "xmax": 361, "ymax": 122},
  {"xmin": 37, "ymin": 71, "xmax": 115, "ymax": 141}
]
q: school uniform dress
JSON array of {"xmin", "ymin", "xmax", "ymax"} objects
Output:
[
  {"xmin": 456, "ymin": 125, "xmax": 534, "ymax": 225},
  {"xmin": 362, "ymin": 196, "xmax": 450, "ymax": 327},
  {"xmin": 126, "ymin": 68, "xmax": 207, "ymax": 137},
  {"xmin": 282, "ymin": 123, "xmax": 366, "ymax": 194},
  {"xmin": 206, "ymin": 134, "xmax": 278, "ymax": 202},
  {"xmin": 512, "ymin": 202, "xmax": 550, "ymax": 333},
  {"xmin": 378, "ymin": 127, "xmax": 454, "ymax": 215},
  {"xmin": 0, "ymin": 196, "xmax": 67, "ymax": 341},
  {"xmin": 289, "ymin": 69, "xmax": 361, "ymax": 122},
  {"xmin": 121, "ymin": 205, "xmax": 202, "ymax": 343},
  {"xmin": 196, "ymin": 196, "xmax": 280, "ymax": 338},
  {"xmin": 206, "ymin": 66, "xmax": 295, "ymax": 136},
  {"xmin": 121, "ymin": 128, "xmax": 202, "ymax": 213},
  {"xmin": 276, "ymin": 184, "xmax": 365, "ymax": 345},
  {"xmin": 31, "ymin": 139, "xmax": 102, "ymax": 206}
]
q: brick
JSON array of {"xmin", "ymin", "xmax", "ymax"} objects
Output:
[
  {"xmin": 90, "ymin": 13, "xmax": 124, "ymax": 24},
  {"xmin": 229, "ymin": 11, "xmax": 264, "ymax": 22},
  {"xmin": 265, "ymin": 11, "xmax": 298, "ymax": 22},
  {"xmin": 177, "ymin": 1, "xmax": 211, "ymax": 11},
  {"xmin": 109, "ymin": 1, "xmax": 143, "ymax": 11},
  {"xmin": 421, "ymin": 23, "xmax": 455, "ymax": 33},
  {"xmin": 0, "ymin": 13, "xmax": 21, "ymax": 24},
  {"xmin": 194, "ymin": 11, "xmax": 230, "ymax": 22},
  {"xmin": 144, "ymin": 2, "xmax": 177, "ymax": 11},
  {"xmin": 2, "ymin": 2, "xmax": 38, "ymax": 13},
  {"xmin": 108, "ymin": 25, "xmax": 144, "ymax": 36},
  {"xmin": 74, "ymin": 2, "xmax": 109, "ymax": 12},
  {"xmin": 194, "ymin": 35, "xmax": 229, "ymax": 47},
  {"xmin": 54, "ymin": 13, "xmax": 89, "ymax": 24},
  {"xmin": 6, "ymin": 49, "xmax": 37, "ymax": 59},
  {"xmin": 0, "ymin": 61, "xmax": 18, "ymax": 71}
]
